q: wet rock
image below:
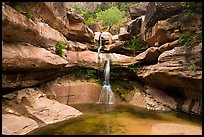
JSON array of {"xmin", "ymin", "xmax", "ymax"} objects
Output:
[
  {"xmin": 127, "ymin": 16, "xmax": 145, "ymax": 36},
  {"xmin": 151, "ymin": 123, "xmax": 201, "ymax": 135},
  {"xmin": 64, "ymin": 50, "xmax": 135, "ymax": 70}
]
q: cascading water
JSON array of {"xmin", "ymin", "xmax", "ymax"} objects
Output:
[
  {"xmin": 96, "ymin": 33, "xmax": 103, "ymax": 63},
  {"xmin": 97, "ymin": 59, "xmax": 114, "ymax": 104}
]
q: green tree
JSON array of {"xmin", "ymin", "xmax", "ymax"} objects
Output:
[{"xmin": 96, "ymin": 6, "xmax": 124, "ymax": 32}]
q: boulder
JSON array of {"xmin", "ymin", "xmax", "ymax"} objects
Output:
[
  {"xmin": 2, "ymin": 3, "xmax": 68, "ymax": 51},
  {"xmin": 129, "ymin": 2, "xmax": 148, "ymax": 20},
  {"xmin": 88, "ymin": 23, "xmax": 101, "ymax": 32},
  {"xmin": 145, "ymin": 28, "xmax": 170, "ymax": 47},
  {"xmin": 135, "ymin": 47, "xmax": 160, "ymax": 64},
  {"xmin": 143, "ymin": 2, "xmax": 182, "ymax": 32},
  {"xmin": 66, "ymin": 10, "xmax": 94, "ymax": 43},
  {"xmin": 126, "ymin": 16, "xmax": 143, "ymax": 36},
  {"xmin": 2, "ymin": 88, "xmax": 82, "ymax": 135},
  {"xmin": 118, "ymin": 27, "xmax": 130, "ymax": 41}
]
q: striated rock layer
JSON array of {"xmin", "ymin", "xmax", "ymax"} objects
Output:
[{"xmin": 2, "ymin": 88, "xmax": 82, "ymax": 135}]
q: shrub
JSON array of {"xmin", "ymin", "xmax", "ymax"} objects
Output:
[
  {"xmin": 178, "ymin": 31, "xmax": 202, "ymax": 46},
  {"xmin": 189, "ymin": 63, "xmax": 197, "ymax": 71},
  {"xmin": 181, "ymin": 2, "xmax": 202, "ymax": 16},
  {"xmin": 125, "ymin": 36, "xmax": 146, "ymax": 56},
  {"xmin": 55, "ymin": 42, "xmax": 67, "ymax": 56},
  {"xmin": 84, "ymin": 69, "xmax": 97, "ymax": 79}
]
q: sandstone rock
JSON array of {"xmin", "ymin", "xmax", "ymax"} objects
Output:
[
  {"xmin": 135, "ymin": 47, "xmax": 160, "ymax": 64},
  {"xmin": 129, "ymin": 2, "xmax": 148, "ymax": 20},
  {"xmin": 158, "ymin": 39, "xmax": 179, "ymax": 53},
  {"xmin": 7, "ymin": 2, "xmax": 70, "ymax": 37},
  {"xmin": 40, "ymin": 76, "xmax": 101, "ymax": 104},
  {"xmin": 143, "ymin": 2, "xmax": 182, "ymax": 32},
  {"xmin": 66, "ymin": 10, "xmax": 94, "ymax": 43},
  {"xmin": 137, "ymin": 43, "xmax": 202, "ymax": 115},
  {"xmin": 2, "ymin": 114, "xmax": 38, "ymax": 135},
  {"xmin": 127, "ymin": 16, "xmax": 145, "ymax": 36},
  {"xmin": 151, "ymin": 123, "xmax": 202, "ymax": 135},
  {"xmin": 104, "ymin": 40, "xmax": 126, "ymax": 51},
  {"xmin": 145, "ymin": 28, "xmax": 170, "ymax": 47},
  {"xmin": 2, "ymin": 70, "xmax": 65, "ymax": 93},
  {"xmin": 88, "ymin": 23, "xmax": 101, "ymax": 32},
  {"xmin": 64, "ymin": 50, "xmax": 135, "ymax": 70},
  {"xmin": 2, "ymin": 88, "xmax": 82, "ymax": 135},
  {"xmin": 118, "ymin": 27, "xmax": 130, "ymax": 41},
  {"xmin": 2, "ymin": 3, "xmax": 68, "ymax": 50},
  {"xmin": 144, "ymin": 86, "xmax": 177, "ymax": 111},
  {"xmin": 2, "ymin": 42, "xmax": 68, "ymax": 71}
]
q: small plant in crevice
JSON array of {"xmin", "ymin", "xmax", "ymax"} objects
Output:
[
  {"xmin": 178, "ymin": 31, "xmax": 202, "ymax": 47},
  {"xmin": 55, "ymin": 41, "xmax": 67, "ymax": 56},
  {"xmin": 124, "ymin": 35, "xmax": 146, "ymax": 56},
  {"xmin": 188, "ymin": 63, "xmax": 197, "ymax": 71},
  {"xmin": 84, "ymin": 69, "xmax": 97, "ymax": 79}
]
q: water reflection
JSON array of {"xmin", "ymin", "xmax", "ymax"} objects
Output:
[{"xmin": 28, "ymin": 103, "xmax": 202, "ymax": 135}]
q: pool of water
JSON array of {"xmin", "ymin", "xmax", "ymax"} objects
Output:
[{"xmin": 28, "ymin": 103, "xmax": 202, "ymax": 135}]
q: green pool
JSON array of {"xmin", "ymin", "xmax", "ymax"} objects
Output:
[{"xmin": 28, "ymin": 103, "xmax": 202, "ymax": 135}]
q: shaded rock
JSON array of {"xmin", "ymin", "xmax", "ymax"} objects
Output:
[
  {"xmin": 39, "ymin": 75, "xmax": 101, "ymax": 104},
  {"xmin": 88, "ymin": 23, "xmax": 101, "ymax": 32},
  {"xmin": 2, "ymin": 70, "xmax": 65, "ymax": 92},
  {"xmin": 129, "ymin": 2, "xmax": 148, "ymax": 20},
  {"xmin": 127, "ymin": 16, "xmax": 145, "ymax": 36},
  {"xmin": 2, "ymin": 42, "xmax": 68, "ymax": 71},
  {"xmin": 118, "ymin": 27, "xmax": 130, "ymax": 41},
  {"xmin": 145, "ymin": 28, "xmax": 170, "ymax": 47},
  {"xmin": 144, "ymin": 86, "xmax": 177, "ymax": 111},
  {"xmin": 2, "ymin": 88, "xmax": 82, "ymax": 135},
  {"xmin": 143, "ymin": 2, "xmax": 182, "ymax": 32},
  {"xmin": 137, "ymin": 43, "xmax": 202, "ymax": 115},
  {"xmin": 135, "ymin": 47, "xmax": 160, "ymax": 64},
  {"xmin": 2, "ymin": 3, "xmax": 68, "ymax": 50}
]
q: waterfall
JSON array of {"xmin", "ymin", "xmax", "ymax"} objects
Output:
[
  {"xmin": 97, "ymin": 60, "xmax": 114, "ymax": 104},
  {"xmin": 96, "ymin": 33, "xmax": 103, "ymax": 63}
]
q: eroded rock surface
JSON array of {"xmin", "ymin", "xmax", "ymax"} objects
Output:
[{"xmin": 2, "ymin": 88, "xmax": 82, "ymax": 135}]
